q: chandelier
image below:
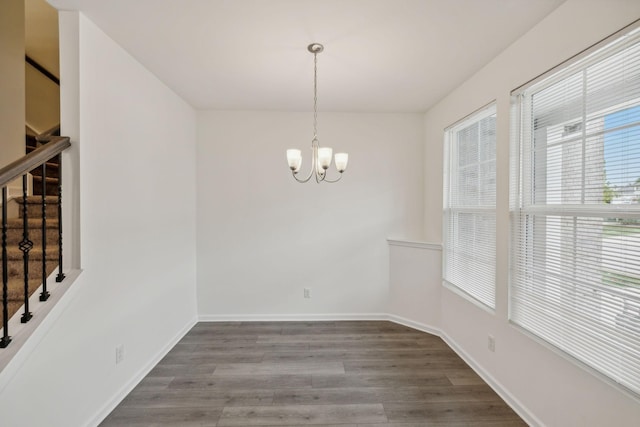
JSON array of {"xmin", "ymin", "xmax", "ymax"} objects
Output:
[{"xmin": 286, "ymin": 43, "xmax": 348, "ymax": 183}]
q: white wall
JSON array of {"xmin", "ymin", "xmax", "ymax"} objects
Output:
[
  {"xmin": 0, "ymin": 12, "xmax": 198, "ymax": 427},
  {"xmin": 387, "ymin": 241, "xmax": 441, "ymax": 329},
  {"xmin": 25, "ymin": 64, "xmax": 60, "ymax": 133},
  {"xmin": 416, "ymin": 0, "xmax": 640, "ymax": 425},
  {"xmin": 197, "ymin": 111, "xmax": 424, "ymax": 318},
  {"xmin": 0, "ymin": 0, "xmax": 26, "ymax": 169}
]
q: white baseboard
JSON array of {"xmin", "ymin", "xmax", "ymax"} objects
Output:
[
  {"xmin": 386, "ymin": 314, "xmax": 442, "ymax": 336},
  {"xmin": 385, "ymin": 314, "xmax": 541, "ymax": 427},
  {"xmin": 439, "ymin": 331, "xmax": 543, "ymax": 427},
  {"xmin": 85, "ymin": 316, "xmax": 198, "ymax": 427},
  {"xmin": 198, "ymin": 313, "xmax": 388, "ymax": 322}
]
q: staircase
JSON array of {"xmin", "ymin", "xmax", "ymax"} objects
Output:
[
  {"xmin": 0, "ymin": 196, "xmax": 59, "ymax": 323},
  {"xmin": 0, "ymin": 132, "xmax": 61, "ymax": 325},
  {"xmin": 27, "ymin": 131, "xmax": 61, "ymax": 197},
  {"xmin": 0, "ymin": 50, "xmax": 67, "ymax": 345}
]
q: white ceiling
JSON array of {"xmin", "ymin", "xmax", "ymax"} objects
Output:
[{"xmin": 48, "ymin": 0, "xmax": 566, "ymax": 113}]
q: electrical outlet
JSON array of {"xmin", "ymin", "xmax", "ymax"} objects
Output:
[
  {"xmin": 488, "ymin": 335, "xmax": 495, "ymax": 352},
  {"xmin": 304, "ymin": 288, "xmax": 311, "ymax": 299},
  {"xmin": 116, "ymin": 344, "xmax": 125, "ymax": 364}
]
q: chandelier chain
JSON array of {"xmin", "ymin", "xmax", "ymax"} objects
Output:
[{"xmin": 313, "ymin": 51, "xmax": 318, "ymax": 140}]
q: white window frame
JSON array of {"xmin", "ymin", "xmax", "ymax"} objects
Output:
[
  {"xmin": 443, "ymin": 102, "xmax": 497, "ymax": 310},
  {"xmin": 510, "ymin": 23, "xmax": 640, "ymax": 397}
]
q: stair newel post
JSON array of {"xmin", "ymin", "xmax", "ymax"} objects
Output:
[
  {"xmin": 20, "ymin": 175, "xmax": 33, "ymax": 323},
  {"xmin": 1, "ymin": 187, "xmax": 11, "ymax": 347},
  {"xmin": 56, "ymin": 153, "xmax": 65, "ymax": 283},
  {"xmin": 39, "ymin": 163, "xmax": 49, "ymax": 302}
]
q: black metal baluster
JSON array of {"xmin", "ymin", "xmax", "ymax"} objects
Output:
[
  {"xmin": 56, "ymin": 154, "xmax": 65, "ymax": 283},
  {"xmin": 39, "ymin": 163, "xmax": 49, "ymax": 302},
  {"xmin": 1, "ymin": 187, "xmax": 11, "ymax": 347},
  {"xmin": 20, "ymin": 175, "xmax": 33, "ymax": 323}
]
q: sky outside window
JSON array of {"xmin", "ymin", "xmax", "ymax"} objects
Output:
[{"xmin": 604, "ymin": 104, "xmax": 640, "ymax": 192}]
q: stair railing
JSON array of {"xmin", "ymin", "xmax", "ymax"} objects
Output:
[
  {"xmin": 0, "ymin": 136, "xmax": 70, "ymax": 348},
  {"xmin": 25, "ymin": 55, "xmax": 60, "ymax": 86}
]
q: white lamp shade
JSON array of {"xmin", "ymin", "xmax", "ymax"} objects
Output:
[
  {"xmin": 318, "ymin": 147, "xmax": 333, "ymax": 169},
  {"xmin": 287, "ymin": 149, "xmax": 302, "ymax": 171},
  {"xmin": 335, "ymin": 152, "xmax": 348, "ymax": 172}
]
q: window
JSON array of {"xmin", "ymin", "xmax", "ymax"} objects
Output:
[
  {"xmin": 511, "ymin": 25, "xmax": 640, "ymax": 395},
  {"xmin": 444, "ymin": 103, "xmax": 497, "ymax": 309}
]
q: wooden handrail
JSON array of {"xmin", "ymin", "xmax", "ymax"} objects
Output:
[
  {"xmin": 25, "ymin": 55, "xmax": 60, "ymax": 86},
  {"xmin": 0, "ymin": 136, "xmax": 70, "ymax": 188}
]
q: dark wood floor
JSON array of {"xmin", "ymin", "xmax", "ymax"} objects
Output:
[{"xmin": 100, "ymin": 321, "xmax": 526, "ymax": 426}]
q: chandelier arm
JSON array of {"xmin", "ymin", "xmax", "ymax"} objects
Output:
[
  {"xmin": 291, "ymin": 170, "xmax": 314, "ymax": 183},
  {"xmin": 291, "ymin": 138, "xmax": 319, "ymax": 183},
  {"xmin": 293, "ymin": 165, "xmax": 315, "ymax": 183},
  {"xmin": 322, "ymin": 173, "xmax": 343, "ymax": 183}
]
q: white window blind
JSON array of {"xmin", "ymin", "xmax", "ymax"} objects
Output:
[
  {"xmin": 511, "ymin": 25, "xmax": 640, "ymax": 395},
  {"xmin": 444, "ymin": 103, "xmax": 497, "ymax": 309}
]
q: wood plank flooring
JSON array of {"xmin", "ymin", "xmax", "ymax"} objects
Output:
[{"xmin": 100, "ymin": 321, "xmax": 526, "ymax": 426}]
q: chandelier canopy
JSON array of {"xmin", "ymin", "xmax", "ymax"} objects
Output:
[{"xmin": 286, "ymin": 43, "xmax": 348, "ymax": 183}]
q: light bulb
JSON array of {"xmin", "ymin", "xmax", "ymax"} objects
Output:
[
  {"xmin": 286, "ymin": 149, "xmax": 302, "ymax": 172},
  {"xmin": 318, "ymin": 147, "xmax": 333, "ymax": 170},
  {"xmin": 335, "ymin": 153, "xmax": 348, "ymax": 172}
]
